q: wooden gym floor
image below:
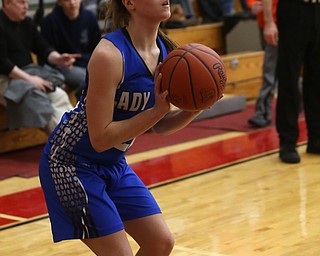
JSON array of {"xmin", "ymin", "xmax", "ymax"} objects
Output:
[{"xmin": 0, "ymin": 110, "xmax": 320, "ymax": 256}]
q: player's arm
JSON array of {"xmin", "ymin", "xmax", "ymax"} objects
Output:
[
  {"xmin": 152, "ymin": 106, "xmax": 203, "ymax": 136},
  {"xmin": 86, "ymin": 39, "xmax": 170, "ymax": 152}
]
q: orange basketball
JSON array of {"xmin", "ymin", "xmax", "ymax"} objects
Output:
[{"xmin": 160, "ymin": 43, "xmax": 227, "ymax": 111}]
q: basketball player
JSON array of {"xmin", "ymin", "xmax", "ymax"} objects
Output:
[{"xmin": 39, "ymin": 0, "xmax": 203, "ymax": 255}]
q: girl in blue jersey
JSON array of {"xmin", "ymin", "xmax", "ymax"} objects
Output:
[{"xmin": 39, "ymin": 0, "xmax": 202, "ymax": 255}]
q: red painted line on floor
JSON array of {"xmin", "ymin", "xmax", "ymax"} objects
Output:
[
  {"xmin": 0, "ymin": 120, "xmax": 307, "ymax": 227},
  {"xmin": 133, "ymin": 122, "xmax": 307, "ymax": 186},
  {"xmin": 0, "ymin": 217, "xmax": 17, "ymax": 226},
  {"xmin": 0, "ymin": 187, "xmax": 47, "ymax": 218}
]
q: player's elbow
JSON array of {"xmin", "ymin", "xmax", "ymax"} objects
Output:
[
  {"xmin": 89, "ymin": 135, "xmax": 107, "ymax": 153},
  {"xmin": 91, "ymin": 142, "xmax": 105, "ymax": 153},
  {"xmin": 152, "ymin": 126, "xmax": 176, "ymax": 136}
]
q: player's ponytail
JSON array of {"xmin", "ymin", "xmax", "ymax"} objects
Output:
[
  {"xmin": 102, "ymin": 0, "xmax": 130, "ymax": 33},
  {"xmin": 158, "ymin": 29, "xmax": 177, "ymax": 53}
]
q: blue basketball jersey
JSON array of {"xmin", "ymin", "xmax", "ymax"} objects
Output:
[{"xmin": 43, "ymin": 28, "xmax": 168, "ymax": 165}]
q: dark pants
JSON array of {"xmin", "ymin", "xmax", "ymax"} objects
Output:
[{"xmin": 276, "ymin": 0, "xmax": 320, "ymax": 146}]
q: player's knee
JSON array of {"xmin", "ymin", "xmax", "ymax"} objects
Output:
[
  {"xmin": 154, "ymin": 231, "xmax": 175, "ymax": 255},
  {"xmin": 164, "ymin": 231, "xmax": 175, "ymax": 254}
]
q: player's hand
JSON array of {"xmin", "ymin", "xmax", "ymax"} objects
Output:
[{"xmin": 153, "ymin": 64, "xmax": 170, "ymax": 117}]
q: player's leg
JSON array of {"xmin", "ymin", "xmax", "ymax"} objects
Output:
[
  {"xmin": 124, "ymin": 213, "xmax": 174, "ymax": 256},
  {"xmin": 39, "ymin": 155, "xmax": 133, "ymax": 254},
  {"xmin": 108, "ymin": 161, "xmax": 174, "ymax": 255},
  {"xmin": 81, "ymin": 230, "xmax": 133, "ymax": 256}
]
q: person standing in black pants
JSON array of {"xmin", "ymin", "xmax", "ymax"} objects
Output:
[{"xmin": 263, "ymin": 0, "xmax": 320, "ymax": 163}]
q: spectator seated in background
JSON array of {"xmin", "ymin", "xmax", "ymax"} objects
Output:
[
  {"xmin": 0, "ymin": 0, "xmax": 79, "ymax": 134},
  {"xmin": 40, "ymin": 0, "xmax": 101, "ymax": 99},
  {"xmin": 219, "ymin": 0, "xmax": 249, "ymax": 17},
  {"xmin": 162, "ymin": 0, "xmax": 202, "ymax": 29},
  {"xmin": 220, "ymin": 0, "xmax": 235, "ymax": 16},
  {"xmin": 193, "ymin": 0, "xmax": 251, "ymax": 27},
  {"xmin": 81, "ymin": 0, "xmax": 100, "ymax": 17},
  {"xmin": 197, "ymin": 0, "xmax": 223, "ymax": 23}
]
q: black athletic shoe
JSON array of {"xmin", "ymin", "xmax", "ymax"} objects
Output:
[
  {"xmin": 279, "ymin": 145, "xmax": 301, "ymax": 164},
  {"xmin": 248, "ymin": 116, "xmax": 271, "ymax": 128},
  {"xmin": 306, "ymin": 142, "xmax": 320, "ymax": 154}
]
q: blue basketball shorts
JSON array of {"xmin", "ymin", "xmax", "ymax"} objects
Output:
[{"xmin": 39, "ymin": 153, "xmax": 161, "ymax": 242}]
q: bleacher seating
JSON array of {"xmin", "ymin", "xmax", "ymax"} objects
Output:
[{"xmin": 0, "ymin": 0, "xmax": 264, "ymax": 154}]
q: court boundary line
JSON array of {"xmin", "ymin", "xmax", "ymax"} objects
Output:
[
  {"xmin": 0, "ymin": 141, "xmax": 307, "ymax": 232},
  {"xmin": 0, "ymin": 214, "xmax": 48, "ymax": 231}
]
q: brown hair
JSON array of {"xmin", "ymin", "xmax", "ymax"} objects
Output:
[{"xmin": 102, "ymin": 0, "xmax": 177, "ymax": 52}]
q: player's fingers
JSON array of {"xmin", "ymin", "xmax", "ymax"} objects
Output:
[
  {"xmin": 154, "ymin": 72, "xmax": 163, "ymax": 93},
  {"xmin": 154, "ymin": 63, "xmax": 163, "ymax": 85},
  {"xmin": 161, "ymin": 89, "xmax": 168, "ymax": 99},
  {"xmin": 155, "ymin": 62, "xmax": 162, "ymax": 77}
]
